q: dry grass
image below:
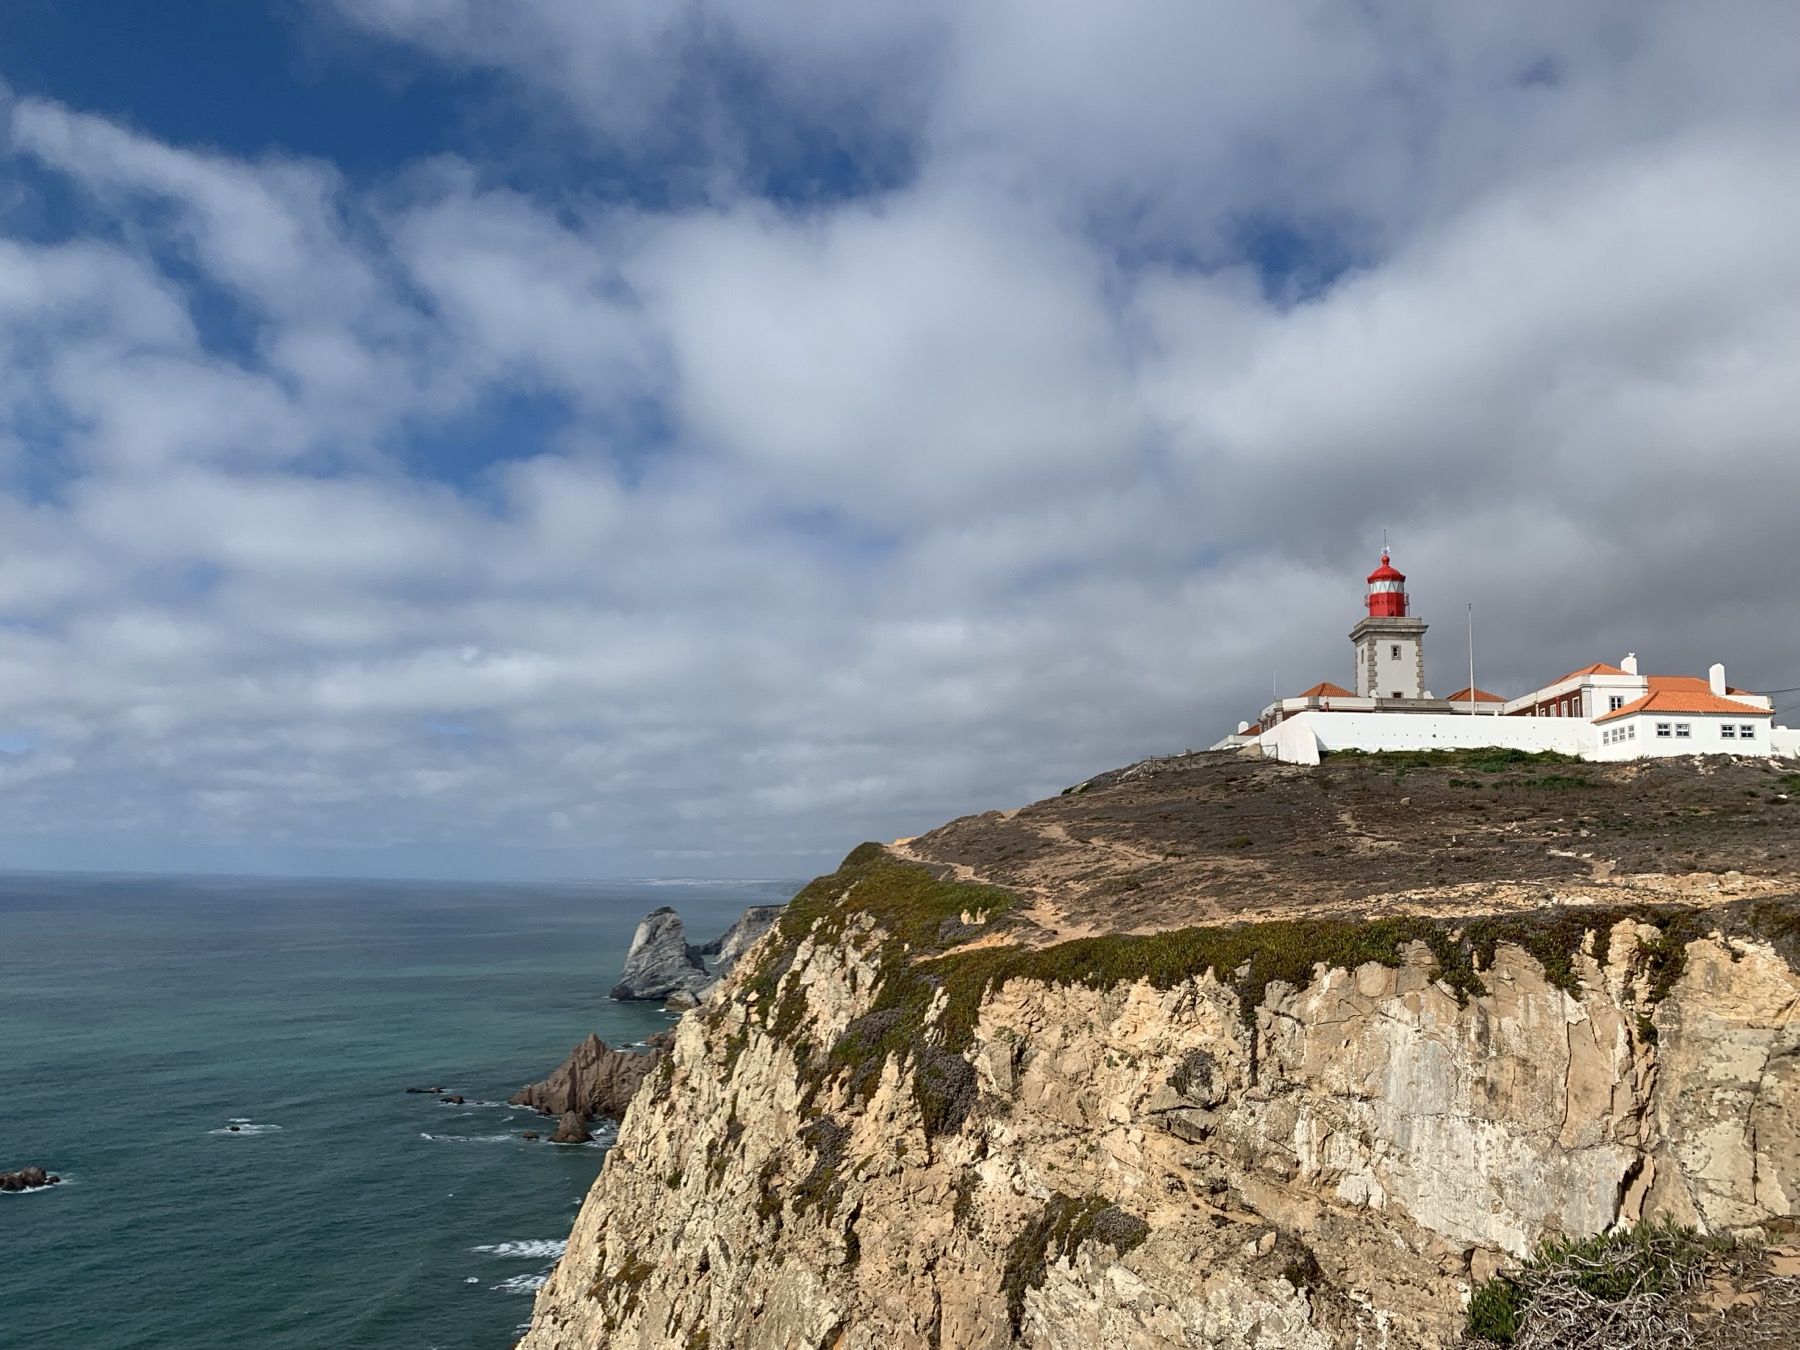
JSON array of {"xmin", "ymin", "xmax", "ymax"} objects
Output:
[{"xmin": 1463, "ymin": 1223, "xmax": 1800, "ymax": 1350}]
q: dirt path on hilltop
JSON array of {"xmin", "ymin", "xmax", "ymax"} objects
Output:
[{"xmin": 891, "ymin": 751, "xmax": 1800, "ymax": 943}]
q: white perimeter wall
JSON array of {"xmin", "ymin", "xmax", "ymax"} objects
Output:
[
  {"xmin": 1262, "ymin": 711, "xmax": 1592, "ymax": 765},
  {"xmin": 1261, "ymin": 711, "xmax": 1800, "ymax": 765}
]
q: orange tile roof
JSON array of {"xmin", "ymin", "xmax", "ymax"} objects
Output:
[
  {"xmin": 1552, "ymin": 662, "xmax": 1627, "ymax": 684},
  {"xmin": 1595, "ymin": 689, "xmax": 1772, "ymax": 724},
  {"xmin": 1647, "ymin": 675, "xmax": 1757, "ymax": 696},
  {"xmin": 1297, "ymin": 681, "xmax": 1354, "ymax": 699},
  {"xmin": 1444, "ymin": 686, "xmax": 1504, "ymax": 703}
]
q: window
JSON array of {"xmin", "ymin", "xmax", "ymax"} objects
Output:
[
  {"xmin": 1740, "ymin": 724, "xmax": 1756, "ymax": 739},
  {"xmin": 1609, "ymin": 694, "xmax": 1625, "ymax": 711},
  {"xmin": 1390, "ymin": 645, "xmax": 1401, "ymax": 660},
  {"xmin": 1656, "ymin": 722, "xmax": 1672, "ymax": 737},
  {"xmin": 1676, "ymin": 723, "xmax": 1691, "ymax": 738},
  {"xmin": 1721, "ymin": 723, "xmax": 1737, "ymax": 739},
  {"xmin": 1628, "ymin": 724, "xmax": 1636, "ymax": 739}
]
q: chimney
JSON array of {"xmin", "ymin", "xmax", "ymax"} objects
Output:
[
  {"xmin": 1621, "ymin": 653, "xmax": 1638, "ymax": 675},
  {"xmin": 1709, "ymin": 663, "xmax": 1727, "ymax": 697}
]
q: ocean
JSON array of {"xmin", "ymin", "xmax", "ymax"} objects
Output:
[{"xmin": 0, "ymin": 871, "xmax": 792, "ymax": 1350}]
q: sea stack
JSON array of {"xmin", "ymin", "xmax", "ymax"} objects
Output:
[
  {"xmin": 509, "ymin": 1031, "xmax": 668, "ymax": 1122},
  {"xmin": 609, "ymin": 903, "xmax": 785, "ymax": 1003},
  {"xmin": 549, "ymin": 1112, "xmax": 592, "ymax": 1145},
  {"xmin": 607, "ymin": 907, "xmax": 713, "ymax": 1002}
]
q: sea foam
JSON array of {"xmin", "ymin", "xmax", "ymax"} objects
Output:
[{"xmin": 473, "ymin": 1240, "xmax": 567, "ymax": 1260}]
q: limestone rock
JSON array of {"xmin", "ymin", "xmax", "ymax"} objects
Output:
[
  {"xmin": 609, "ymin": 907, "xmax": 713, "ymax": 1002},
  {"xmin": 698, "ymin": 904, "xmax": 786, "ymax": 974},
  {"xmin": 550, "ymin": 1112, "xmax": 592, "ymax": 1145},
  {"xmin": 517, "ymin": 911, "xmax": 1800, "ymax": 1350},
  {"xmin": 512, "ymin": 757, "xmax": 1800, "ymax": 1350},
  {"xmin": 509, "ymin": 1031, "xmax": 666, "ymax": 1122},
  {"xmin": 610, "ymin": 903, "xmax": 788, "ymax": 1003}
]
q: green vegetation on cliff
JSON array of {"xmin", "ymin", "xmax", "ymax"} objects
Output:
[
  {"xmin": 720, "ymin": 845, "xmax": 1800, "ymax": 1139},
  {"xmin": 1001, "ymin": 1192, "xmax": 1148, "ymax": 1333}
]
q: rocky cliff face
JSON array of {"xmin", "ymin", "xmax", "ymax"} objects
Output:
[
  {"xmin": 700, "ymin": 905, "xmax": 789, "ymax": 974},
  {"xmin": 519, "ymin": 752, "xmax": 1800, "ymax": 1349}
]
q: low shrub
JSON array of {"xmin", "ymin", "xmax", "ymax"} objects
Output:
[
  {"xmin": 1002, "ymin": 1193, "xmax": 1148, "ymax": 1332},
  {"xmin": 1463, "ymin": 1219, "xmax": 1745, "ymax": 1346}
]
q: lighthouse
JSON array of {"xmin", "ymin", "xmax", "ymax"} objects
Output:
[{"xmin": 1350, "ymin": 551, "xmax": 1427, "ymax": 699}]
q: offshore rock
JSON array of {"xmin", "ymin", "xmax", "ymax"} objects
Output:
[
  {"xmin": 551, "ymin": 1112, "xmax": 592, "ymax": 1145},
  {"xmin": 609, "ymin": 908, "xmax": 713, "ymax": 1002},
  {"xmin": 0, "ymin": 1165, "xmax": 60, "ymax": 1191},
  {"xmin": 510, "ymin": 1032, "xmax": 668, "ymax": 1122},
  {"xmin": 610, "ymin": 903, "xmax": 786, "ymax": 1003}
]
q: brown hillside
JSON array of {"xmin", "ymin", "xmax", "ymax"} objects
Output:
[{"xmin": 893, "ymin": 749, "xmax": 1800, "ymax": 944}]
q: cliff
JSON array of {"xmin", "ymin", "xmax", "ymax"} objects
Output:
[{"xmin": 519, "ymin": 750, "xmax": 1800, "ymax": 1349}]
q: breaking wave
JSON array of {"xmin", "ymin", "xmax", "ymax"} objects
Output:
[{"xmin": 473, "ymin": 1240, "xmax": 567, "ymax": 1260}]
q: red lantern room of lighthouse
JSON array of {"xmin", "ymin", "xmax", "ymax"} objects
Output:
[
  {"xmin": 1365, "ymin": 552, "xmax": 1408, "ymax": 617},
  {"xmin": 1350, "ymin": 551, "xmax": 1427, "ymax": 699}
]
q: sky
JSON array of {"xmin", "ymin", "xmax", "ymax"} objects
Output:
[{"xmin": 0, "ymin": 1, "xmax": 1795, "ymax": 880}]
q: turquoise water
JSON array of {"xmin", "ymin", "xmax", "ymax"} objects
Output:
[{"xmin": 0, "ymin": 872, "xmax": 789, "ymax": 1350}]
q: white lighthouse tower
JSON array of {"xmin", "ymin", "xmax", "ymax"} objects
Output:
[{"xmin": 1350, "ymin": 551, "xmax": 1427, "ymax": 699}]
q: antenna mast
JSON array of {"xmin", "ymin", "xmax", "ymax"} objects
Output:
[{"xmin": 1467, "ymin": 604, "xmax": 1475, "ymax": 715}]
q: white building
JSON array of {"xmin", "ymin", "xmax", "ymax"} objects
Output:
[
  {"xmin": 1590, "ymin": 673, "xmax": 1777, "ymax": 761},
  {"xmin": 1216, "ymin": 553, "xmax": 1795, "ymax": 764}
]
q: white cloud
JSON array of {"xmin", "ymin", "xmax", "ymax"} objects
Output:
[
  {"xmin": 0, "ymin": 8, "xmax": 1795, "ymax": 876},
  {"xmin": 636, "ymin": 185, "xmax": 1139, "ymax": 518}
]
